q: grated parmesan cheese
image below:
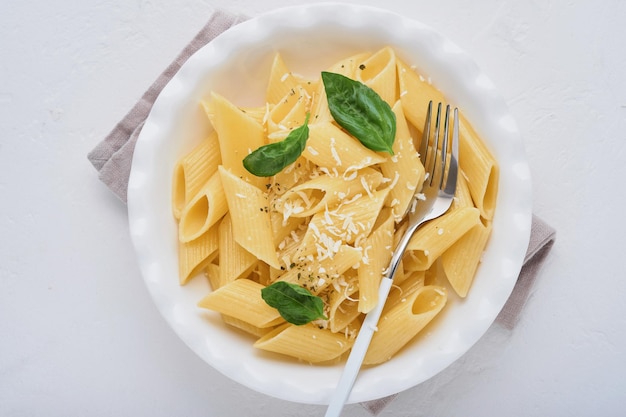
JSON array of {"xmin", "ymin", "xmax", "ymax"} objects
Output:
[
  {"xmin": 360, "ymin": 177, "xmax": 373, "ymax": 198},
  {"xmin": 330, "ymin": 137, "xmax": 342, "ymax": 166}
]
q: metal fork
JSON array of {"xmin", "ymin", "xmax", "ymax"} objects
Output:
[{"xmin": 324, "ymin": 101, "xmax": 459, "ymax": 417}]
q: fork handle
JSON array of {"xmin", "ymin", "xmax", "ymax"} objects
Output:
[
  {"xmin": 324, "ymin": 218, "xmax": 427, "ymax": 416},
  {"xmin": 324, "ymin": 277, "xmax": 394, "ymax": 417}
]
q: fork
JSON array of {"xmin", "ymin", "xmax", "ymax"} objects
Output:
[{"xmin": 324, "ymin": 101, "xmax": 459, "ymax": 417}]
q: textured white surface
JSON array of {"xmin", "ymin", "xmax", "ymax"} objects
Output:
[{"xmin": 1, "ymin": 0, "xmax": 625, "ymax": 416}]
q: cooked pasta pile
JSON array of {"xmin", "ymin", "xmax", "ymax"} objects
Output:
[{"xmin": 171, "ymin": 47, "xmax": 499, "ymax": 365}]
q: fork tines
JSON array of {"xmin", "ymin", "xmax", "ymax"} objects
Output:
[{"xmin": 420, "ymin": 101, "xmax": 459, "ymax": 193}]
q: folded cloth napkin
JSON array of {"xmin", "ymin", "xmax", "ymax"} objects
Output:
[{"xmin": 88, "ymin": 8, "xmax": 556, "ymax": 416}]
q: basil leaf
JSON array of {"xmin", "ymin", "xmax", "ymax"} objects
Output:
[
  {"xmin": 261, "ymin": 281, "xmax": 327, "ymax": 326},
  {"xmin": 321, "ymin": 71, "xmax": 396, "ymax": 154},
  {"xmin": 243, "ymin": 113, "xmax": 310, "ymax": 177}
]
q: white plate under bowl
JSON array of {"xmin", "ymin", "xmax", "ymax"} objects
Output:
[{"xmin": 127, "ymin": 3, "xmax": 532, "ymax": 405}]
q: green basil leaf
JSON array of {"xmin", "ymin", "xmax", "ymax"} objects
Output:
[
  {"xmin": 261, "ymin": 281, "xmax": 327, "ymax": 326},
  {"xmin": 243, "ymin": 113, "xmax": 310, "ymax": 177},
  {"xmin": 321, "ymin": 71, "xmax": 396, "ymax": 155}
]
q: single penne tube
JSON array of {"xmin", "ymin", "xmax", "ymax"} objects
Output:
[
  {"xmin": 441, "ymin": 218, "xmax": 493, "ymax": 297},
  {"xmin": 254, "ymin": 323, "xmax": 354, "ymax": 363},
  {"xmin": 397, "ymin": 58, "xmax": 445, "ymax": 134},
  {"xmin": 198, "ymin": 279, "xmax": 285, "ymax": 328},
  {"xmin": 357, "ymin": 208, "xmax": 395, "ymax": 313},
  {"xmin": 177, "ymin": 223, "xmax": 219, "ymax": 285},
  {"xmin": 459, "ymin": 115, "xmax": 499, "ymax": 220},
  {"xmin": 218, "ymin": 213, "xmax": 258, "ymax": 287},
  {"xmin": 405, "ymin": 206, "xmax": 481, "ymax": 270},
  {"xmin": 363, "ymin": 285, "xmax": 447, "ymax": 365},
  {"xmin": 171, "ymin": 132, "xmax": 221, "ymax": 219},
  {"xmin": 204, "ymin": 91, "xmax": 266, "ymax": 188},
  {"xmin": 355, "ymin": 46, "xmax": 397, "ymax": 106},
  {"xmin": 221, "ymin": 314, "xmax": 276, "ymax": 338},
  {"xmin": 266, "ymin": 53, "xmax": 302, "ymax": 105},
  {"xmin": 218, "ymin": 166, "xmax": 281, "ymax": 269},
  {"xmin": 178, "ymin": 171, "xmax": 228, "ymax": 242}
]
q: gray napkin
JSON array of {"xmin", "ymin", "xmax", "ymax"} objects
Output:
[{"xmin": 87, "ymin": 9, "xmax": 556, "ymax": 415}]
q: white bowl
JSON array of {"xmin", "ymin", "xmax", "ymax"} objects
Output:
[{"xmin": 127, "ymin": 3, "xmax": 532, "ymax": 405}]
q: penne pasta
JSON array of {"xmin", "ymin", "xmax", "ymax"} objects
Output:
[
  {"xmin": 178, "ymin": 171, "xmax": 228, "ymax": 242},
  {"xmin": 397, "ymin": 59, "xmax": 445, "ymax": 134},
  {"xmin": 355, "ymin": 46, "xmax": 397, "ymax": 106},
  {"xmin": 266, "ymin": 85, "xmax": 310, "ymax": 135},
  {"xmin": 171, "ymin": 132, "xmax": 221, "ymax": 219},
  {"xmin": 221, "ymin": 314, "xmax": 276, "ymax": 338},
  {"xmin": 205, "ymin": 262, "xmax": 221, "ymax": 291},
  {"xmin": 294, "ymin": 188, "xmax": 391, "ymax": 259},
  {"xmin": 303, "ymin": 122, "xmax": 386, "ymax": 172},
  {"xmin": 357, "ymin": 208, "xmax": 395, "ymax": 313},
  {"xmin": 198, "ymin": 279, "xmax": 285, "ymax": 329},
  {"xmin": 327, "ymin": 271, "xmax": 360, "ymax": 332},
  {"xmin": 171, "ymin": 47, "xmax": 499, "ymax": 366},
  {"xmin": 278, "ymin": 167, "xmax": 384, "ymax": 218},
  {"xmin": 177, "ymin": 224, "xmax": 219, "ymax": 285},
  {"xmin": 266, "ymin": 53, "xmax": 303, "ymax": 105},
  {"xmin": 254, "ymin": 323, "xmax": 354, "ymax": 363},
  {"xmin": 380, "ymin": 101, "xmax": 425, "ymax": 222},
  {"xmin": 218, "ymin": 213, "xmax": 258, "ymax": 288},
  {"xmin": 218, "ymin": 166, "xmax": 281, "ymax": 269},
  {"xmin": 277, "ymin": 244, "xmax": 363, "ymax": 294},
  {"xmin": 405, "ymin": 206, "xmax": 481, "ymax": 271},
  {"xmin": 364, "ymin": 285, "xmax": 447, "ymax": 365},
  {"xmin": 459, "ymin": 116, "xmax": 499, "ymax": 220},
  {"xmin": 441, "ymin": 218, "xmax": 493, "ymax": 297},
  {"xmin": 204, "ymin": 91, "xmax": 266, "ymax": 188}
]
